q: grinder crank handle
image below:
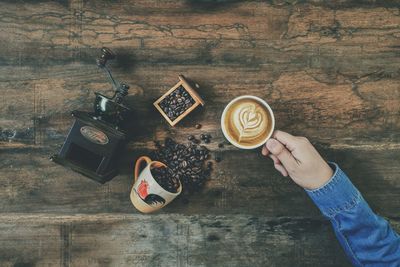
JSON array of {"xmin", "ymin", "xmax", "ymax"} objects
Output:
[{"xmin": 96, "ymin": 47, "xmax": 119, "ymax": 91}]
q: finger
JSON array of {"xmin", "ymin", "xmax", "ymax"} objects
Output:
[
  {"xmin": 261, "ymin": 145, "xmax": 269, "ymax": 156},
  {"xmin": 274, "ymin": 163, "xmax": 289, "ymax": 177},
  {"xmin": 268, "ymin": 154, "xmax": 281, "ymax": 165},
  {"xmin": 269, "ymin": 154, "xmax": 289, "ymax": 176},
  {"xmin": 272, "ymin": 130, "xmax": 297, "ymax": 151},
  {"xmin": 266, "ymin": 138, "xmax": 298, "ymax": 171}
]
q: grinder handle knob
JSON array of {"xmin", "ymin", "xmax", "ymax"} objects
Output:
[{"xmin": 97, "ymin": 47, "xmax": 116, "ymax": 67}]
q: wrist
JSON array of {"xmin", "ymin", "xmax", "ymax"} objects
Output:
[
  {"xmin": 315, "ymin": 162, "xmax": 334, "ymax": 189},
  {"xmin": 302, "ymin": 161, "xmax": 334, "ymax": 190},
  {"xmin": 305, "ymin": 163, "xmax": 361, "ymax": 217}
]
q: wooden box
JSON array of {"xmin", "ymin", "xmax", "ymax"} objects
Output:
[{"xmin": 153, "ymin": 75, "xmax": 205, "ymax": 126}]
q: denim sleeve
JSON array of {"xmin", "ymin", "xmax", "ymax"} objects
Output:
[{"xmin": 306, "ymin": 163, "xmax": 400, "ymax": 267}]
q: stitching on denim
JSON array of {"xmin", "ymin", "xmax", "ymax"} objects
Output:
[{"xmin": 325, "ymin": 192, "xmax": 362, "ymax": 218}]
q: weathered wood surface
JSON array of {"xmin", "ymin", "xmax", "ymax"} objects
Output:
[
  {"xmin": 1, "ymin": 146, "xmax": 400, "ymax": 217},
  {"xmin": 0, "ymin": 0, "xmax": 399, "ymax": 266},
  {"xmin": 4, "ymin": 214, "xmax": 398, "ymax": 267},
  {"xmin": 1, "ymin": 1, "xmax": 399, "ymax": 147}
]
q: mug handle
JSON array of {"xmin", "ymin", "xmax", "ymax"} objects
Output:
[{"xmin": 134, "ymin": 156, "xmax": 152, "ymax": 182}]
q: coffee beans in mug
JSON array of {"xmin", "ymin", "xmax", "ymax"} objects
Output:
[
  {"xmin": 150, "ymin": 166, "xmax": 180, "ymax": 193},
  {"xmin": 151, "ymin": 137, "xmax": 213, "ymax": 193}
]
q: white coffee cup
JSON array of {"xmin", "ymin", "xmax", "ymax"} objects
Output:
[{"xmin": 221, "ymin": 95, "xmax": 275, "ymax": 149}]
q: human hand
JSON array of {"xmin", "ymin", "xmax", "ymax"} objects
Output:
[{"xmin": 261, "ymin": 130, "xmax": 333, "ymax": 190}]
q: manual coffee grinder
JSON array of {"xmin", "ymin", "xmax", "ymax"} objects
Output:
[{"xmin": 51, "ymin": 47, "xmax": 131, "ymax": 183}]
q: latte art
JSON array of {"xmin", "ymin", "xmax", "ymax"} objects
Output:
[
  {"xmin": 222, "ymin": 97, "xmax": 273, "ymax": 148},
  {"xmin": 235, "ymin": 104, "xmax": 265, "ymax": 142}
]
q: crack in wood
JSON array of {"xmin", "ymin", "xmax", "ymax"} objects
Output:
[
  {"xmin": 60, "ymin": 223, "xmax": 71, "ymax": 267},
  {"xmin": 0, "ymin": 1, "xmax": 399, "ymax": 265}
]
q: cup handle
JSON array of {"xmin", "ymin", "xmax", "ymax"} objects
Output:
[{"xmin": 134, "ymin": 156, "xmax": 152, "ymax": 182}]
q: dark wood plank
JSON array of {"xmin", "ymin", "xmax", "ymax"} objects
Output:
[
  {"xmin": 0, "ymin": 2, "xmax": 398, "ymax": 67},
  {"xmin": 1, "ymin": 66, "xmax": 399, "ymax": 147},
  {"xmin": 6, "ymin": 213, "xmax": 396, "ymax": 267},
  {"xmin": 1, "ymin": 145, "xmax": 399, "ymax": 216},
  {"xmin": 0, "ymin": 1, "xmax": 399, "ymax": 148}
]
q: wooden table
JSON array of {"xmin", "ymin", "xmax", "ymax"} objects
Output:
[{"xmin": 1, "ymin": 1, "xmax": 399, "ymax": 266}]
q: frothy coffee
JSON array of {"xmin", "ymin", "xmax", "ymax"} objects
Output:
[{"xmin": 222, "ymin": 97, "xmax": 273, "ymax": 148}]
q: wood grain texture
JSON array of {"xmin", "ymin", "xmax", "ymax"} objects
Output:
[
  {"xmin": 0, "ymin": 0, "xmax": 399, "ymax": 266},
  {"xmin": 1, "ymin": 146, "xmax": 399, "ymax": 217},
  {"xmin": 1, "ymin": 66, "xmax": 399, "ymax": 147},
  {"xmin": 6, "ymin": 213, "xmax": 398, "ymax": 267}
]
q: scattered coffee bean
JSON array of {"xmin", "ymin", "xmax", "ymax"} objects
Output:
[
  {"xmin": 158, "ymin": 86, "xmax": 195, "ymax": 121},
  {"xmin": 165, "ymin": 137, "xmax": 174, "ymax": 146},
  {"xmin": 200, "ymin": 134, "xmax": 206, "ymax": 140},
  {"xmin": 199, "ymin": 145, "xmax": 208, "ymax": 152},
  {"xmin": 151, "ymin": 166, "xmax": 180, "ymax": 193},
  {"xmin": 195, "ymin": 124, "xmax": 202, "ymax": 129},
  {"xmin": 180, "ymin": 160, "xmax": 188, "ymax": 168},
  {"xmin": 218, "ymin": 143, "xmax": 224, "ymax": 148},
  {"xmin": 204, "ymin": 138, "xmax": 210, "ymax": 144},
  {"xmin": 191, "ymin": 138, "xmax": 200, "ymax": 144},
  {"xmin": 154, "ymin": 140, "xmax": 162, "ymax": 149},
  {"xmin": 215, "ymin": 156, "xmax": 221, "ymax": 162},
  {"xmin": 188, "ymin": 135, "xmax": 195, "ymax": 141}
]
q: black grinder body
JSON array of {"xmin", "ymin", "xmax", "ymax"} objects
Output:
[{"xmin": 51, "ymin": 47, "xmax": 131, "ymax": 184}]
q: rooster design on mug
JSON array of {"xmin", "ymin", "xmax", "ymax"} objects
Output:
[{"xmin": 137, "ymin": 180, "xmax": 166, "ymax": 206}]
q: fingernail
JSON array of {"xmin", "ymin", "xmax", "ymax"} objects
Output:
[
  {"xmin": 267, "ymin": 139, "xmax": 278, "ymax": 151},
  {"xmin": 261, "ymin": 146, "xmax": 267, "ymax": 156}
]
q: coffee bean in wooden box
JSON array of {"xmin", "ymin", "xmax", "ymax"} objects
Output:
[{"xmin": 153, "ymin": 75, "xmax": 205, "ymax": 126}]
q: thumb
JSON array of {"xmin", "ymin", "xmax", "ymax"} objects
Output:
[{"xmin": 266, "ymin": 138, "xmax": 297, "ymax": 172}]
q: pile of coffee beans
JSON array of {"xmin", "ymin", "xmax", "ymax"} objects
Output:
[
  {"xmin": 151, "ymin": 166, "xmax": 180, "ymax": 193},
  {"xmin": 151, "ymin": 137, "xmax": 213, "ymax": 193},
  {"xmin": 158, "ymin": 86, "xmax": 195, "ymax": 121}
]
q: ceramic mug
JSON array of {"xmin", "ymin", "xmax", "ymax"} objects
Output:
[
  {"xmin": 221, "ymin": 95, "xmax": 275, "ymax": 149},
  {"xmin": 130, "ymin": 156, "xmax": 182, "ymax": 213}
]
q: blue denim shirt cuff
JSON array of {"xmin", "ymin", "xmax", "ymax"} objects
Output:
[{"xmin": 305, "ymin": 162, "xmax": 362, "ymax": 217}]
